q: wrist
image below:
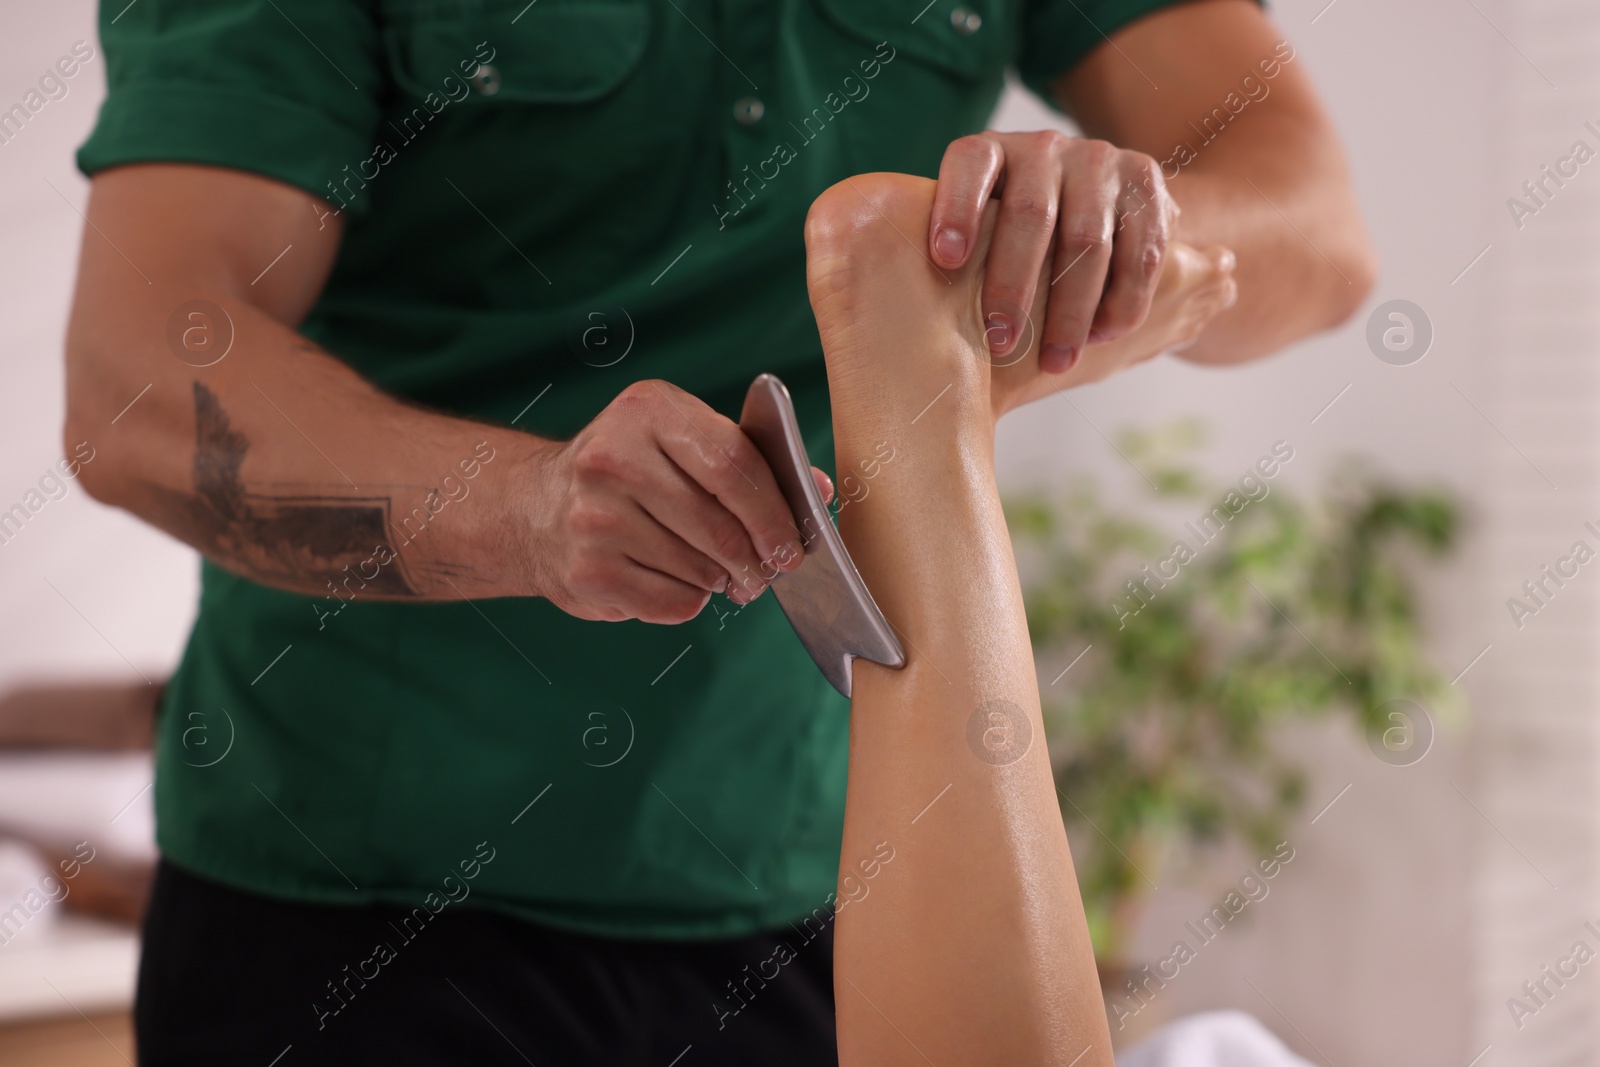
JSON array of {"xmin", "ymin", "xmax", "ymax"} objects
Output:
[{"xmin": 489, "ymin": 432, "xmax": 565, "ymax": 600}]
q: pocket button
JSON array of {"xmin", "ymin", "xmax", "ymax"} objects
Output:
[
  {"xmin": 732, "ymin": 96, "xmax": 766, "ymax": 125},
  {"xmin": 470, "ymin": 63, "xmax": 502, "ymax": 95},
  {"xmin": 950, "ymin": 6, "xmax": 983, "ymax": 34}
]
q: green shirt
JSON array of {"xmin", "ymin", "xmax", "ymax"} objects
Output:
[{"xmin": 79, "ymin": 0, "xmax": 1185, "ymax": 938}]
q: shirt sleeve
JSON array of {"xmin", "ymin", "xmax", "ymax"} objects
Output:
[
  {"xmin": 77, "ymin": 0, "xmax": 386, "ymax": 213},
  {"xmin": 1016, "ymin": 0, "xmax": 1265, "ymax": 107}
]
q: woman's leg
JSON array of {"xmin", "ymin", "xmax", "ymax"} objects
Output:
[{"xmin": 806, "ymin": 173, "xmax": 1112, "ymax": 1067}]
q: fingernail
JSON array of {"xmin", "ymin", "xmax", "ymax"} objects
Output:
[
  {"xmin": 714, "ymin": 574, "xmax": 728, "ymax": 594},
  {"xmin": 935, "ymin": 228, "xmax": 967, "ymax": 263},
  {"xmin": 1086, "ymin": 328, "xmax": 1109, "ymax": 345},
  {"xmin": 985, "ymin": 312, "xmax": 1012, "ymax": 352},
  {"xmin": 1218, "ymin": 249, "xmax": 1236, "ymax": 271},
  {"xmin": 779, "ymin": 540, "xmax": 803, "ymax": 569},
  {"xmin": 1041, "ymin": 342, "xmax": 1079, "ymax": 372}
]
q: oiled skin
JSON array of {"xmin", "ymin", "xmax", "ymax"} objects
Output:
[{"xmin": 806, "ymin": 174, "xmax": 1233, "ymax": 1067}]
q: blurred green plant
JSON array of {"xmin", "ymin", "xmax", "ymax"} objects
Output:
[{"xmin": 1006, "ymin": 421, "xmax": 1461, "ymax": 965}]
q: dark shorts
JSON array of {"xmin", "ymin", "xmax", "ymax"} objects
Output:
[{"xmin": 136, "ymin": 859, "xmax": 839, "ymax": 1066}]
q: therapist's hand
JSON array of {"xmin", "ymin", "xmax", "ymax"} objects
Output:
[
  {"xmin": 990, "ymin": 241, "xmax": 1237, "ymax": 418},
  {"xmin": 929, "ymin": 131, "xmax": 1176, "ymax": 375},
  {"xmin": 521, "ymin": 380, "xmax": 831, "ymax": 625}
]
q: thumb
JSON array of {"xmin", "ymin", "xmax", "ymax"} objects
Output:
[{"xmin": 811, "ymin": 466, "xmax": 835, "ymax": 505}]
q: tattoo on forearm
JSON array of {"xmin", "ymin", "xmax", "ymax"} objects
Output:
[{"xmin": 171, "ymin": 382, "xmax": 419, "ymax": 596}]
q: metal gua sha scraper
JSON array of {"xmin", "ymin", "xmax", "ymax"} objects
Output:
[{"xmin": 739, "ymin": 373, "xmax": 906, "ymax": 697}]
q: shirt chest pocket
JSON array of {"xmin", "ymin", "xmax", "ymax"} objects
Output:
[
  {"xmin": 800, "ymin": 0, "xmax": 1013, "ymax": 175},
  {"xmin": 383, "ymin": 0, "xmax": 651, "ymax": 106},
  {"xmin": 813, "ymin": 0, "xmax": 1010, "ymax": 81},
  {"xmin": 373, "ymin": 0, "xmax": 689, "ymax": 288}
]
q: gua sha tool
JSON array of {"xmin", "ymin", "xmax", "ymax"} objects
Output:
[{"xmin": 739, "ymin": 373, "xmax": 906, "ymax": 697}]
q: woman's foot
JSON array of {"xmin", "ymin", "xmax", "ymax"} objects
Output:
[{"xmin": 804, "ymin": 172, "xmax": 1009, "ymax": 441}]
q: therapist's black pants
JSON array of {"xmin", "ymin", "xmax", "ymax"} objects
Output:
[{"xmin": 136, "ymin": 859, "xmax": 839, "ymax": 1066}]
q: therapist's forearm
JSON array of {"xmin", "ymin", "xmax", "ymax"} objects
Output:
[
  {"xmin": 1054, "ymin": 0, "xmax": 1376, "ymax": 364},
  {"xmin": 69, "ymin": 294, "xmax": 545, "ymax": 602},
  {"xmin": 65, "ymin": 168, "xmax": 546, "ymax": 604},
  {"xmin": 1153, "ymin": 130, "xmax": 1373, "ymax": 364}
]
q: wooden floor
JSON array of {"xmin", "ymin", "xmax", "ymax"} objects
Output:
[{"xmin": 0, "ymin": 1013, "xmax": 135, "ymax": 1067}]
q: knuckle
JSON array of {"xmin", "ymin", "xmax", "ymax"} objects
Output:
[
  {"xmin": 717, "ymin": 433, "xmax": 756, "ymax": 476},
  {"xmin": 571, "ymin": 438, "xmax": 626, "ymax": 483},
  {"xmin": 1080, "ymin": 138, "xmax": 1118, "ymax": 167},
  {"xmin": 764, "ymin": 516, "xmax": 798, "ymax": 548},
  {"xmin": 1149, "ymin": 209, "xmax": 1175, "ymax": 246},
  {"xmin": 719, "ymin": 452, "xmax": 765, "ymax": 497},
  {"xmin": 953, "ymin": 132, "xmax": 1000, "ymax": 163},
  {"xmin": 1028, "ymin": 129, "xmax": 1066, "ymax": 155},
  {"xmin": 709, "ymin": 519, "xmax": 749, "ymax": 562},
  {"xmin": 567, "ymin": 498, "xmax": 616, "ymax": 539},
  {"xmin": 612, "ymin": 379, "xmax": 659, "ymax": 413},
  {"xmin": 622, "ymin": 378, "xmax": 665, "ymax": 401},
  {"xmin": 698, "ymin": 445, "xmax": 739, "ymax": 488},
  {"xmin": 938, "ymin": 188, "xmax": 985, "ymax": 221},
  {"xmin": 1062, "ymin": 221, "xmax": 1112, "ymax": 252},
  {"xmin": 1139, "ymin": 242, "xmax": 1166, "ymax": 282},
  {"xmin": 1006, "ymin": 192, "xmax": 1057, "ymax": 226},
  {"xmin": 1125, "ymin": 153, "xmax": 1163, "ymax": 187}
]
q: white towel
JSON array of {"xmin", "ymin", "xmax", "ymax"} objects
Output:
[
  {"xmin": 0, "ymin": 751, "xmax": 155, "ymax": 862},
  {"xmin": 1120, "ymin": 1011, "xmax": 1316, "ymax": 1067},
  {"xmin": 0, "ymin": 838, "xmax": 59, "ymax": 946}
]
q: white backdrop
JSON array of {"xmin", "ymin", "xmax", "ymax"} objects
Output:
[
  {"xmin": 987, "ymin": 2, "xmax": 1497, "ymax": 1061},
  {"xmin": 0, "ymin": 10, "xmax": 199, "ymax": 687}
]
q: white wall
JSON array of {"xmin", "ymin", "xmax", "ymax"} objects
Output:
[
  {"xmin": 989, "ymin": 0, "xmax": 1506, "ymax": 1063},
  {"xmin": 0, "ymin": 5, "xmax": 198, "ymax": 689},
  {"xmin": 1471, "ymin": 0, "xmax": 1600, "ymax": 1061}
]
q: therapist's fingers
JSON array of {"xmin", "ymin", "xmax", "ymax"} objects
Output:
[
  {"xmin": 614, "ymin": 475, "xmax": 739, "ymax": 596},
  {"xmin": 977, "ymin": 132, "xmax": 1070, "ymax": 361},
  {"xmin": 643, "ymin": 382, "xmax": 804, "ymax": 591},
  {"xmin": 633, "ymin": 451, "xmax": 781, "ymax": 605},
  {"xmin": 553, "ymin": 477, "xmax": 730, "ymax": 624},
  {"xmin": 1036, "ymin": 142, "xmax": 1122, "ymax": 373},
  {"xmin": 549, "ymin": 379, "xmax": 802, "ymax": 623},
  {"xmin": 929, "ymin": 133, "xmax": 1004, "ymax": 269},
  {"xmin": 609, "ymin": 559, "xmax": 715, "ymax": 625},
  {"xmin": 812, "ymin": 466, "xmax": 834, "ymax": 505},
  {"xmin": 1087, "ymin": 156, "xmax": 1175, "ymax": 347}
]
